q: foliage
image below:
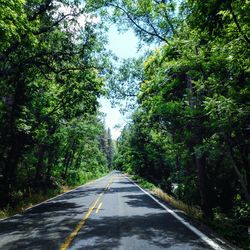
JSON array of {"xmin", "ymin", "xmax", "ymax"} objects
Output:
[
  {"xmin": 0, "ymin": 0, "xmax": 249, "ymax": 248},
  {"xmin": 0, "ymin": 0, "xmax": 112, "ymax": 208},
  {"xmin": 109, "ymin": 0, "xmax": 249, "ymax": 248}
]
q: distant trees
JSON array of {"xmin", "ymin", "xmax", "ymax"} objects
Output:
[
  {"xmin": 107, "ymin": 128, "xmax": 114, "ymax": 168},
  {"xmin": 100, "ymin": 127, "xmax": 115, "ymax": 169}
]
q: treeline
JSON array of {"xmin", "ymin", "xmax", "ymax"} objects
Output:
[
  {"xmin": 0, "ymin": 0, "xmax": 113, "ymax": 208},
  {"xmin": 87, "ymin": 0, "xmax": 250, "ymax": 247}
]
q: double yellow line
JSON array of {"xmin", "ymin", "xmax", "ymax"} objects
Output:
[{"xmin": 60, "ymin": 176, "xmax": 115, "ymax": 250}]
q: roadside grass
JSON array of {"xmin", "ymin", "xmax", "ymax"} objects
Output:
[
  {"xmin": 129, "ymin": 174, "xmax": 202, "ymax": 220},
  {"xmin": 130, "ymin": 174, "xmax": 156, "ymax": 190},
  {"xmin": 0, "ymin": 189, "xmax": 61, "ymax": 219},
  {"xmin": 128, "ymin": 173, "xmax": 249, "ymax": 249},
  {"xmin": 152, "ymin": 187, "xmax": 203, "ymax": 220},
  {"xmin": 0, "ymin": 171, "xmax": 109, "ymax": 220}
]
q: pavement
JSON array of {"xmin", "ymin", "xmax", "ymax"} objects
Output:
[{"xmin": 0, "ymin": 171, "xmax": 232, "ymax": 250}]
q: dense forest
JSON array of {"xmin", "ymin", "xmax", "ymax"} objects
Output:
[
  {"xmin": 0, "ymin": 0, "xmax": 249, "ymax": 248},
  {"xmin": 89, "ymin": 0, "xmax": 249, "ymax": 248},
  {"xmin": 0, "ymin": 0, "xmax": 114, "ymax": 209}
]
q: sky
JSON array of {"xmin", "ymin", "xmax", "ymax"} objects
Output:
[
  {"xmin": 99, "ymin": 25, "xmax": 139, "ymax": 140},
  {"xmin": 58, "ymin": 4, "xmax": 140, "ymax": 140}
]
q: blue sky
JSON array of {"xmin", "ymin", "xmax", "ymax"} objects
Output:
[{"xmin": 99, "ymin": 25, "xmax": 139, "ymax": 140}]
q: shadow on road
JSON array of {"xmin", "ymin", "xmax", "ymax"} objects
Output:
[
  {"xmin": 72, "ymin": 212, "xmax": 208, "ymax": 249},
  {"xmin": 69, "ymin": 178, "xmax": 211, "ymax": 250},
  {"xmin": 0, "ymin": 175, "xmax": 222, "ymax": 250},
  {"xmin": 0, "ymin": 184, "xmax": 105, "ymax": 249}
]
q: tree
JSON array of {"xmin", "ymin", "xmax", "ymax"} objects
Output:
[
  {"xmin": 0, "ymin": 0, "xmax": 109, "ymax": 206},
  {"xmin": 107, "ymin": 128, "xmax": 114, "ymax": 168},
  {"xmin": 96, "ymin": 0, "xmax": 250, "ymax": 212}
]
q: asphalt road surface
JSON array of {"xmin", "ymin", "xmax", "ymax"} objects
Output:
[{"xmin": 0, "ymin": 171, "xmax": 231, "ymax": 250}]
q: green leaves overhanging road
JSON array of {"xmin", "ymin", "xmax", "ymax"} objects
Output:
[
  {"xmin": 0, "ymin": 0, "xmax": 249, "ymax": 249},
  {"xmin": 0, "ymin": 0, "xmax": 113, "ymax": 208},
  {"xmin": 88, "ymin": 0, "xmax": 249, "ymax": 247}
]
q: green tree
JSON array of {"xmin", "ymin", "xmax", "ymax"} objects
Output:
[{"xmin": 0, "ymin": 0, "xmax": 109, "ymax": 206}]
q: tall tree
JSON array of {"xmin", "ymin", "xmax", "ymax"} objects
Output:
[
  {"xmin": 0, "ymin": 0, "xmax": 109, "ymax": 206},
  {"xmin": 107, "ymin": 128, "xmax": 114, "ymax": 168}
]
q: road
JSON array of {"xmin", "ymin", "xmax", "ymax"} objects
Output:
[{"xmin": 0, "ymin": 171, "xmax": 231, "ymax": 250}]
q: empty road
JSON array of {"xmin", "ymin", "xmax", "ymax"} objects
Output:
[{"xmin": 0, "ymin": 171, "xmax": 231, "ymax": 249}]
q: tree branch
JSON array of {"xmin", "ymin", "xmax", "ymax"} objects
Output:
[
  {"xmin": 227, "ymin": 2, "xmax": 250, "ymax": 45},
  {"xmin": 109, "ymin": 3, "xmax": 169, "ymax": 44}
]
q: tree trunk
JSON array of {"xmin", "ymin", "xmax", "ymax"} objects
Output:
[
  {"xmin": 2, "ymin": 134, "xmax": 25, "ymax": 205},
  {"xmin": 62, "ymin": 139, "xmax": 76, "ymax": 179},
  {"xmin": 2, "ymin": 78, "xmax": 27, "ymax": 205},
  {"xmin": 194, "ymin": 151, "xmax": 213, "ymax": 217},
  {"xmin": 224, "ymin": 134, "xmax": 250, "ymax": 203},
  {"xmin": 62, "ymin": 149, "xmax": 71, "ymax": 180},
  {"xmin": 34, "ymin": 144, "xmax": 47, "ymax": 187},
  {"xmin": 46, "ymin": 148, "xmax": 55, "ymax": 185},
  {"xmin": 185, "ymin": 74, "xmax": 195, "ymax": 108},
  {"xmin": 184, "ymin": 73, "xmax": 213, "ymax": 216},
  {"xmin": 75, "ymin": 153, "xmax": 82, "ymax": 169},
  {"xmin": 175, "ymin": 153, "xmax": 180, "ymax": 170}
]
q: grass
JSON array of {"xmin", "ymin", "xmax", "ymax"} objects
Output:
[
  {"xmin": 129, "ymin": 174, "xmax": 202, "ymax": 220},
  {"xmin": 130, "ymin": 174, "xmax": 156, "ymax": 189},
  {"xmin": 152, "ymin": 187, "xmax": 203, "ymax": 220},
  {"xmin": 0, "ymin": 171, "xmax": 109, "ymax": 220},
  {"xmin": 0, "ymin": 189, "xmax": 61, "ymax": 219}
]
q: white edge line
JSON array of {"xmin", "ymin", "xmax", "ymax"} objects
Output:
[
  {"xmin": 125, "ymin": 176, "xmax": 226, "ymax": 250},
  {"xmin": 0, "ymin": 173, "xmax": 111, "ymax": 222}
]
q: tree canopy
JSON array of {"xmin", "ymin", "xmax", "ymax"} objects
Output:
[
  {"xmin": 0, "ymin": 0, "xmax": 113, "ymax": 206},
  {"xmin": 0, "ymin": 0, "xmax": 249, "ymax": 248},
  {"xmin": 93, "ymin": 0, "xmax": 249, "ymax": 247}
]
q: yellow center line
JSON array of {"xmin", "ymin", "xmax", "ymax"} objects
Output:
[
  {"xmin": 95, "ymin": 202, "xmax": 103, "ymax": 214},
  {"xmin": 60, "ymin": 175, "xmax": 115, "ymax": 250},
  {"xmin": 105, "ymin": 177, "xmax": 115, "ymax": 190}
]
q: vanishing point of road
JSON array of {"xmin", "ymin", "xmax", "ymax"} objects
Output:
[{"xmin": 0, "ymin": 171, "xmax": 233, "ymax": 249}]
